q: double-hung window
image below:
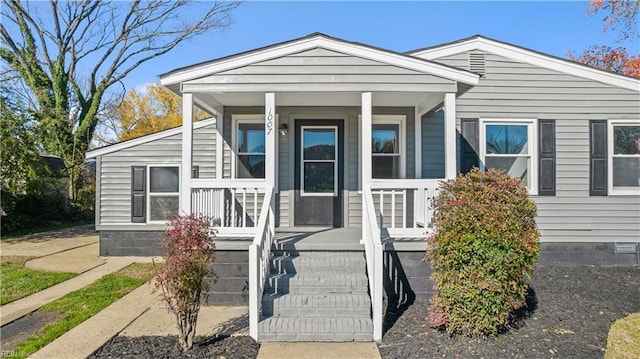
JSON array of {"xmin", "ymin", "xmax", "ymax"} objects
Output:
[
  {"xmin": 480, "ymin": 119, "xmax": 537, "ymax": 192},
  {"xmin": 609, "ymin": 121, "xmax": 640, "ymax": 194},
  {"xmin": 236, "ymin": 120, "xmax": 266, "ymax": 179},
  {"xmin": 148, "ymin": 165, "xmax": 180, "ymax": 222},
  {"xmin": 372, "ymin": 115, "xmax": 405, "ymax": 179}
]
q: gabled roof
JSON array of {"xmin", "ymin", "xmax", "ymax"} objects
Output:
[
  {"xmin": 159, "ymin": 32, "xmax": 480, "ymax": 87},
  {"xmin": 85, "ymin": 118, "xmax": 216, "ymax": 159},
  {"xmin": 408, "ymin": 35, "xmax": 640, "ymax": 92}
]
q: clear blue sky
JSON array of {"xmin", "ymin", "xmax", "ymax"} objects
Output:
[{"xmin": 123, "ymin": 0, "xmax": 638, "ymax": 91}]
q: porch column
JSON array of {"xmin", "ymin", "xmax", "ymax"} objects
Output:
[
  {"xmin": 444, "ymin": 92, "xmax": 457, "ymax": 179},
  {"xmin": 265, "ymin": 93, "xmax": 276, "ymax": 187},
  {"xmin": 215, "ymin": 108, "xmax": 224, "ymax": 179},
  {"xmin": 361, "ymin": 92, "xmax": 372, "ymax": 186},
  {"xmin": 181, "ymin": 93, "xmax": 194, "ymax": 214}
]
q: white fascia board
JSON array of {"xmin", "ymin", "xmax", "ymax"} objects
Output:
[
  {"xmin": 412, "ymin": 38, "xmax": 640, "ymax": 92},
  {"xmin": 160, "ymin": 35, "xmax": 479, "ymax": 87},
  {"xmin": 85, "ymin": 118, "xmax": 216, "ymax": 159}
]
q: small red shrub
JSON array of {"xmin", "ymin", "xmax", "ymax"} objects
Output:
[{"xmin": 154, "ymin": 213, "xmax": 217, "ymax": 351}]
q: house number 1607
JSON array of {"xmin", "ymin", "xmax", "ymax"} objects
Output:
[{"xmin": 266, "ymin": 109, "xmax": 274, "ymax": 135}]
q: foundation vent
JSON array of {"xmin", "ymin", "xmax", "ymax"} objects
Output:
[
  {"xmin": 469, "ymin": 51, "xmax": 486, "ymax": 75},
  {"xmin": 614, "ymin": 242, "xmax": 638, "ymax": 254}
]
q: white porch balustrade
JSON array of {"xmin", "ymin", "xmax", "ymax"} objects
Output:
[{"xmin": 371, "ymin": 179, "xmax": 441, "ymax": 237}]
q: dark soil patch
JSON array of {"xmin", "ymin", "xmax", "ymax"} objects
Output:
[
  {"xmin": 1, "ymin": 310, "xmax": 62, "ymax": 352},
  {"xmin": 379, "ymin": 266, "xmax": 640, "ymax": 359},
  {"xmin": 89, "ymin": 335, "xmax": 258, "ymax": 359},
  {"xmin": 90, "ymin": 312, "xmax": 257, "ymax": 358}
]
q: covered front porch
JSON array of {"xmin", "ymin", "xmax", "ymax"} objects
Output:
[{"xmin": 160, "ymin": 33, "xmax": 479, "ymax": 342}]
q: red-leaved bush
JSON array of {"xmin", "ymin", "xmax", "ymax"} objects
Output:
[
  {"xmin": 426, "ymin": 168, "xmax": 539, "ymax": 336},
  {"xmin": 154, "ymin": 214, "xmax": 217, "ymax": 351}
]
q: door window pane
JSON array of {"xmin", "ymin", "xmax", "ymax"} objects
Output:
[
  {"xmin": 304, "ymin": 129, "xmax": 335, "ymax": 160},
  {"xmin": 304, "ymin": 162, "xmax": 335, "ymax": 193},
  {"xmin": 150, "ymin": 167, "xmax": 179, "ymax": 192}
]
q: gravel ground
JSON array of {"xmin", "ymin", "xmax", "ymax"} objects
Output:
[{"xmin": 379, "ymin": 266, "xmax": 640, "ymax": 359}]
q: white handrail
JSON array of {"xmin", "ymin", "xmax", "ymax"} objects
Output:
[
  {"xmin": 248, "ymin": 186, "xmax": 275, "ymax": 341},
  {"xmin": 363, "ymin": 186, "xmax": 383, "ymax": 342}
]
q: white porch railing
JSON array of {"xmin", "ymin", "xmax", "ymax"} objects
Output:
[
  {"xmin": 191, "ymin": 179, "xmax": 269, "ymax": 235},
  {"xmin": 363, "ymin": 186, "xmax": 384, "ymax": 342},
  {"xmin": 247, "ymin": 186, "xmax": 275, "ymax": 341},
  {"xmin": 371, "ymin": 179, "xmax": 440, "ymax": 237}
]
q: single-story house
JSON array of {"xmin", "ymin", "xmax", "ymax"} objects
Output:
[{"xmin": 86, "ymin": 33, "xmax": 640, "ymax": 342}]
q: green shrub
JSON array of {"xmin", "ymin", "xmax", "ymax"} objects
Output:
[{"xmin": 426, "ymin": 168, "xmax": 540, "ymax": 336}]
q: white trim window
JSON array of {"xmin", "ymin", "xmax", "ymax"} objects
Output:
[
  {"xmin": 148, "ymin": 165, "xmax": 180, "ymax": 222},
  {"xmin": 301, "ymin": 125, "xmax": 338, "ymax": 196},
  {"xmin": 480, "ymin": 119, "xmax": 537, "ymax": 193},
  {"xmin": 609, "ymin": 120, "xmax": 640, "ymax": 195},
  {"xmin": 372, "ymin": 115, "xmax": 406, "ymax": 179},
  {"xmin": 233, "ymin": 116, "xmax": 266, "ymax": 179}
]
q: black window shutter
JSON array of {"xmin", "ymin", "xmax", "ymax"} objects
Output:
[
  {"xmin": 538, "ymin": 119, "xmax": 556, "ymax": 196},
  {"xmin": 589, "ymin": 120, "xmax": 608, "ymax": 196},
  {"xmin": 460, "ymin": 118, "xmax": 479, "ymax": 174},
  {"xmin": 131, "ymin": 166, "xmax": 146, "ymax": 223}
]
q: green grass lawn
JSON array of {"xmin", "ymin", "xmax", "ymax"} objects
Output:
[
  {"xmin": 0, "ymin": 262, "xmax": 77, "ymax": 305},
  {"xmin": 5, "ymin": 263, "xmax": 154, "ymax": 359}
]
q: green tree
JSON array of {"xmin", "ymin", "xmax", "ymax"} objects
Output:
[{"xmin": 0, "ymin": 0, "xmax": 240, "ymax": 199}]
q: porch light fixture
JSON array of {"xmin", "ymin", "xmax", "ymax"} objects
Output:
[{"xmin": 278, "ymin": 123, "xmax": 288, "ymax": 136}]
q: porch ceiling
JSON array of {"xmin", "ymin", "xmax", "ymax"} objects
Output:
[{"xmin": 194, "ymin": 91, "xmax": 445, "ymax": 109}]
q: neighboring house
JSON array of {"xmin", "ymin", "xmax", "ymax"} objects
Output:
[{"xmin": 86, "ymin": 33, "xmax": 640, "ymax": 342}]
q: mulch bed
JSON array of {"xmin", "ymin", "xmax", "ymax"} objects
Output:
[
  {"xmin": 379, "ymin": 266, "xmax": 640, "ymax": 359},
  {"xmin": 89, "ymin": 335, "xmax": 258, "ymax": 359},
  {"xmin": 88, "ymin": 266, "xmax": 639, "ymax": 359}
]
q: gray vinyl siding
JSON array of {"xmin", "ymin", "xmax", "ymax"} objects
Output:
[
  {"xmin": 98, "ymin": 123, "xmax": 216, "ymax": 226},
  {"xmin": 422, "ymin": 109, "xmax": 445, "ymax": 179},
  {"xmin": 223, "ymin": 106, "xmax": 416, "ymax": 228},
  {"xmin": 433, "ymin": 51, "xmax": 640, "ymax": 242},
  {"xmin": 183, "ymin": 48, "xmax": 457, "ymax": 93}
]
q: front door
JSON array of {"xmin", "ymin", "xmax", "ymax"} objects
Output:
[{"xmin": 294, "ymin": 120, "xmax": 344, "ymax": 227}]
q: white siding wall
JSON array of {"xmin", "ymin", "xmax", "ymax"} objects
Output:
[{"xmin": 99, "ymin": 124, "xmax": 216, "ymax": 225}]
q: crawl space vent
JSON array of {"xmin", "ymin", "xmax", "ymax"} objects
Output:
[{"xmin": 614, "ymin": 242, "xmax": 638, "ymax": 254}]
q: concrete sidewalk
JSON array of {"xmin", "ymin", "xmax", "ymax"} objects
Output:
[{"xmin": 0, "ymin": 224, "xmax": 98, "ymax": 258}]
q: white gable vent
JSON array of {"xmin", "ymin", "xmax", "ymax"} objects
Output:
[{"xmin": 469, "ymin": 51, "xmax": 486, "ymax": 75}]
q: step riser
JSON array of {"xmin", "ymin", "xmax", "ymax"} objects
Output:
[
  {"xmin": 263, "ymin": 307, "xmax": 371, "ymax": 317},
  {"xmin": 270, "ymin": 263, "xmax": 365, "ymax": 275},
  {"xmin": 259, "ymin": 333, "xmax": 372, "ymax": 342}
]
